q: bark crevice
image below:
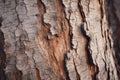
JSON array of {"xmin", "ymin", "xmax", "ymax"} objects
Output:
[
  {"xmin": 80, "ymin": 23, "xmax": 98, "ymax": 80},
  {"xmin": 0, "ymin": 16, "xmax": 6, "ymax": 80}
]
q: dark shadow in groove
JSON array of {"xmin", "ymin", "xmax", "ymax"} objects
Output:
[
  {"xmin": 80, "ymin": 23, "xmax": 99, "ymax": 80},
  {"xmin": 63, "ymin": 53, "xmax": 70, "ymax": 80},
  {"xmin": 107, "ymin": 68, "xmax": 110, "ymax": 80},
  {"xmin": 0, "ymin": 17, "xmax": 6, "ymax": 80},
  {"xmin": 106, "ymin": 0, "xmax": 120, "ymax": 78},
  {"xmin": 80, "ymin": 23, "xmax": 94, "ymax": 65}
]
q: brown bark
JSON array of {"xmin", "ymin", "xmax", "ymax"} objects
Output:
[{"xmin": 0, "ymin": 0, "xmax": 120, "ymax": 80}]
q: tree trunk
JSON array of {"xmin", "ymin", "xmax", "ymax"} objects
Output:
[{"xmin": 0, "ymin": 0, "xmax": 120, "ymax": 80}]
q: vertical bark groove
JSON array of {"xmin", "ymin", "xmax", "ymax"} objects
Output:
[
  {"xmin": 106, "ymin": 0, "xmax": 120, "ymax": 79},
  {"xmin": 80, "ymin": 24, "xmax": 97, "ymax": 79},
  {"xmin": 0, "ymin": 17, "xmax": 6, "ymax": 80}
]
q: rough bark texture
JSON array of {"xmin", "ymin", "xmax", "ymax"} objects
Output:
[{"xmin": 0, "ymin": 0, "xmax": 120, "ymax": 80}]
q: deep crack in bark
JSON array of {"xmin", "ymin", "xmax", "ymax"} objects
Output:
[{"xmin": 0, "ymin": 17, "xmax": 6, "ymax": 80}]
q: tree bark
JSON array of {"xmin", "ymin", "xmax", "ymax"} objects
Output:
[{"xmin": 0, "ymin": 0, "xmax": 120, "ymax": 80}]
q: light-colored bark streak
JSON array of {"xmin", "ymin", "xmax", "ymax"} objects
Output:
[
  {"xmin": 1, "ymin": 0, "xmax": 45, "ymax": 79},
  {"xmin": 62, "ymin": 0, "xmax": 92, "ymax": 80},
  {"xmin": 1, "ymin": 0, "xmax": 20, "ymax": 79},
  {"xmin": 79, "ymin": 0, "xmax": 118, "ymax": 80}
]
